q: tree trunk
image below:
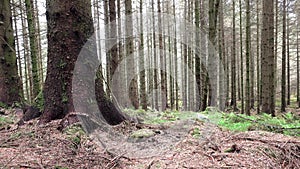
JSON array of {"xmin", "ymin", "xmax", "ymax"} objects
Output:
[
  {"xmin": 261, "ymin": 0, "xmax": 275, "ymax": 116},
  {"xmin": 281, "ymin": 0, "xmax": 286, "ymax": 112},
  {"xmin": 245, "ymin": 0, "xmax": 251, "ymax": 115},
  {"xmin": 256, "ymin": 0, "xmax": 260, "ymax": 114},
  {"xmin": 157, "ymin": 0, "xmax": 167, "ymax": 111},
  {"xmin": 20, "ymin": 0, "xmax": 31, "ymax": 102},
  {"xmin": 195, "ymin": 0, "xmax": 201, "ymax": 111},
  {"xmin": 200, "ymin": 0, "xmax": 208, "ymax": 111},
  {"xmin": 151, "ymin": 0, "xmax": 159, "ymax": 110},
  {"xmin": 34, "ymin": 0, "xmax": 44, "ymax": 85},
  {"xmin": 41, "ymin": 0, "xmax": 94, "ymax": 122},
  {"xmin": 0, "ymin": 0, "xmax": 21, "ymax": 106},
  {"xmin": 109, "ymin": 0, "xmax": 120, "ymax": 104},
  {"xmin": 125, "ymin": 0, "xmax": 139, "ymax": 109},
  {"xmin": 139, "ymin": 0, "xmax": 147, "ymax": 110},
  {"xmin": 173, "ymin": 0, "xmax": 179, "ymax": 110},
  {"xmin": 239, "ymin": 0, "xmax": 244, "ymax": 114},
  {"xmin": 287, "ymin": 14, "xmax": 290, "ymax": 106},
  {"xmin": 231, "ymin": 0, "xmax": 237, "ymax": 111},
  {"xmin": 25, "ymin": 0, "xmax": 40, "ymax": 100},
  {"xmin": 12, "ymin": 4, "xmax": 24, "ymax": 99},
  {"xmin": 218, "ymin": 0, "xmax": 225, "ymax": 111},
  {"xmin": 297, "ymin": 23, "xmax": 300, "ymax": 108}
]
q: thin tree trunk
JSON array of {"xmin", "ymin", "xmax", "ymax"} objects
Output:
[
  {"xmin": 195, "ymin": 0, "xmax": 201, "ymax": 111},
  {"xmin": 125, "ymin": 0, "xmax": 139, "ymax": 109},
  {"xmin": 157, "ymin": 0, "xmax": 166, "ymax": 111},
  {"xmin": 287, "ymin": 15, "xmax": 290, "ymax": 106},
  {"xmin": 103, "ymin": 0, "xmax": 110, "ymax": 96},
  {"xmin": 25, "ymin": 0, "xmax": 40, "ymax": 99},
  {"xmin": 297, "ymin": 23, "xmax": 300, "ymax": 108},
  {"xmin": 173, "ymin": 0, "xmax": 179, "ymax": 110},
  {"xmin": 20, "ymin": 0, "xmax": 31, "ymax": 102},
  {"xmin": 12, "ymin": 4, "xmax": 24, "ymax": 99},
  {"xmin": 245, "ymin": 0, "xmax": 251, "ymax": 115},
  {"xmin": 139, "ymin": 0, "xmax": 147, "ymax": 110},
  {"xmin": 239, "ymin": 0, "xmax": 244, "ymax": 114},
  {"xmin": 256, "ymin": 0, "xmax": 260, "ymax": 114},
  {"xmin": 296, "ymin": 22, "xmax": 300, "ymax": 107},
  {"xmin": 200, "ymin": 0, "xmax": 208, "ymax": 111},
  {"xmin": 33, "ymin": 0, "xmax": 43, "ymax": 84},
  {"xmin": 231, "ymin": 0, "xmax": 237, "ymax": 111},
  {"xmin": 117, "ymin": 0, "xmax": 125, "ymax": 107},
  {"xmin": 218, "ymin": 0, "xmax": 225, "ymax": 111},
  {"xmin": 151, "ymin": 0, "xmax": 159, "ymax": 110},
  {"xmin": 281, "ymin": 0, "xmax": 286, "ymax": 112},
  {"xmin": 274, "ymin": 0, "xmax": 278, "ymax": 109},
  {"xmin": 208, "ymin": 0, "xmax": 220, "ymax": 107},
  {"xmin": 109, "ymin": 0, "xmax": 118, "ymax": 101}
]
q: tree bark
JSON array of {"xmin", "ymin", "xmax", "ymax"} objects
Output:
[
  {"xmin": 41, "ymin": 0, "xmax": 95, "ymax": 122},
  {"xmin": 261, "ymin": 0, "xmax": 275, "ymax": 116},
  {"xmin": 139, "ymin": 0, "xmax": 147, "ymax": 110},
  {"xmin": 231, "ymin": 0, "xmax": 237, "ymax": 111},
  {"xmin": 25, "ymin": 0, "xmax": 40, "ymax": 100},
  {"xmin": 125, "ymin": 0, "xmax": 139, "ymax": 109},
  {"xmin": 281, "ymin": 0, "xmax": 286, "ymax": 112},
  {"xmin": 0, "ymin": 0, "xmax": 21, "ymax": 106},
  {"xmin": 245, "ymin": 0, "xmax": 251, "ymax": 115},
  {"xmin": 256, "ymin": 0, "xmax": 260, "ymax": 114},
  {"xmin": 239, "ymin": 0, "xmax": 244, "ymax": 114}
]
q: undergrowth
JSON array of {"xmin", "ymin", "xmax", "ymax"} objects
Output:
[
  {"xmin": 0, "ymin": 115, "xmax": 14, "ymax": 128},
  {"xmin": 218, "ymin": 112, "xmax": 300, "ymax": 137},
  {"xmin": 126, "ymin": 108, "xmax": 300, "ymax": 137}
]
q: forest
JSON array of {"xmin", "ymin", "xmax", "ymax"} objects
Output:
[{"xmin": 0, "ymin": 0, "xmax": 300, "ymax": 168}]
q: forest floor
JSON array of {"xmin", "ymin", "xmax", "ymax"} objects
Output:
[{"xmin": 0, "ymin": 108, "xmax": 299, "ymax": 169}]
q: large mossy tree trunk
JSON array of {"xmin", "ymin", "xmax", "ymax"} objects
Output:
[
  {"xmin": 41, "ymin": 0, "xmax": 126, "ymax": 124},
  {"xmin": 41, "ymin": 0, "xmax": 94, "ymax": 123},
  {"xmin": 0, "ymin": 0, "xmax": 21, "ymax": 106}
]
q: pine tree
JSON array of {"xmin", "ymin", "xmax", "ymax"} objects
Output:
[{"xmin": 0, "ymin": 0, "xmax": 21, "ymax": 105}]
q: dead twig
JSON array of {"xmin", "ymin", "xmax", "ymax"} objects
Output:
[
  {"xmin": 105, "ymin": 152, "xmax": 126, "ymax": 169},
  {"xmin": 146, "ymin": 159, "xmax": 155, "ymax": 169}
]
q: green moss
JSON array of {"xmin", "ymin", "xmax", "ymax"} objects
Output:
[
  {"xmin": 130, "ymin": 129, "xmax": 155, "ymax": 138},
  {"xmin": 191, "ymin": 127, "xmax": 201, "ymax": 138},
  {"xmin": 64, "ymin": 124, "xmax": 86, "ymax": 148},
  {"xmin": 218, "ymin": 112, "xmax": 300, "ymax": 136},
  {"xmin": 0, "ymin": 115, "xmax": 14, "ymax": 127}
]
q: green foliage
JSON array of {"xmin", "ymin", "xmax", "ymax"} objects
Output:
[
  {"xmin": 218, "ymin": 112, "xmax": 300, "ymax": 137},
  {"xmin": 191, "ymin": 127, "xmax": 201, "ymax": 138},
  {"xmin": 0, "ymin": 115, "xmax": 14, "ymax": 127},
  {"xmin": 64, "ymin": 124, "xmax": 86, "ymax": 148},
  {"xmin": 124, "ymin": 108, "xmax": 299, "ymax": 137},
  {"xmin": 0, "ymin": 102, "xmax": 8, "ymax": 109}
]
